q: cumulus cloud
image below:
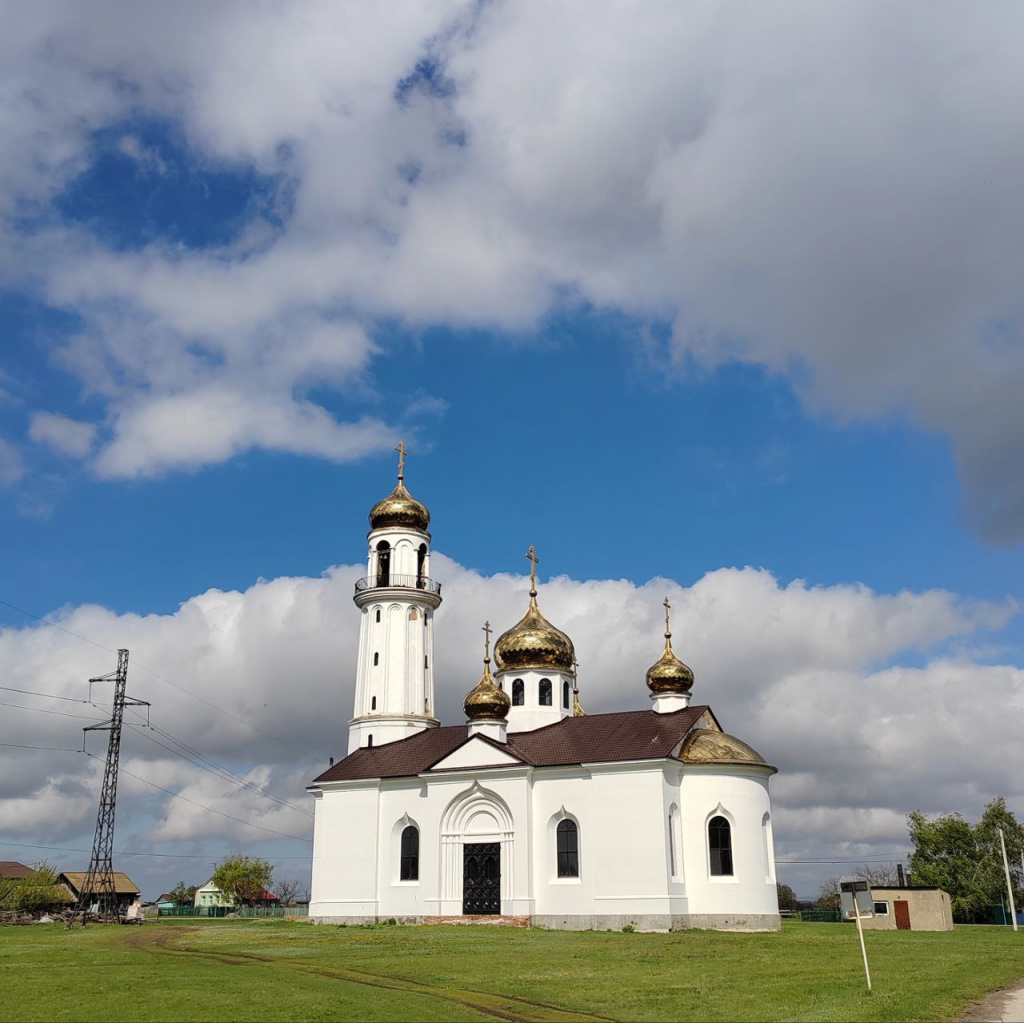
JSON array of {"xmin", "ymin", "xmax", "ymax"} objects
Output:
[
  {"xmin": 0, "ymin": 438, "xmax": 24, "ymax": 483},
  {"xmin": 29, "ymin": 412, "xmax": 97, "ymax": 458},
  {"xmin": 3, "ymin": 2, "xmax": 1024, "ymax": 535},
  {"xmin": 0, "ymin": 554, "xmax": 1020, "ymax": 895}
]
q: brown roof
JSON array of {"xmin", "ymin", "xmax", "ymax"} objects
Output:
[
  {"xmin": 59, "ymin": 871, "xmax": 140, "ymax": 896},
  {"xmin": 0, "ymin": 861, "xmax": 33, "ymax": 880},
  {"xmin": 312, "ymin": 705, "xmax": 710, "ymax": 784}
]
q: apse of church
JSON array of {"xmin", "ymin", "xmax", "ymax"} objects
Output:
[{"xmin": 309, "ymin": 446, "xmax": 781, "ymax": 932}]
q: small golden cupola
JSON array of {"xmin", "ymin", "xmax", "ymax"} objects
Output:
[
  {"xmin": 494, "ymin": 546, "xmax": 575, "ymax": 672},
  {"xmin": 646, "ymin": 597, "xmax": 694, "ymax": 711},
  {"xmin": 465, "ymin": 622, "xmax": 512, "ymax": 740},
  {"xmin": 369, "ymin": 441, "xmax": 430, "ymax": 532}
]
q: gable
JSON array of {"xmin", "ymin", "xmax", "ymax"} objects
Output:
[{"xmin": 428, "ymin": 736, "xmax": 525, "ymax": 772}]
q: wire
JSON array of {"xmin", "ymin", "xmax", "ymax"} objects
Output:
[
  {"xmin": 0, "ymin": 742, "xmax": 84, "ymax": 753},
  {"xmin": 0, "ymin": 698, "xmax": 104, "ymax": 723},
  {"xmin": 0, "ymin": 839, "xmax": 312, "ymax": 860},
  {"xmin": 124, "ymin": 719, "xmax": 314, "ymax": 819},
  {"xmin": 0, "ymin": 684, "xmax": 89, "ymax": 704},
  {"xmin": 90, "ymin": 753, "xmax": 312, "ymax": 844},
  {"xmin": 0, "ymin": 597, "xmax": 327, "ymax": 766},
  {"xmin": 777, "ymin": 857, "xmax": 907, "ymax": 865}
]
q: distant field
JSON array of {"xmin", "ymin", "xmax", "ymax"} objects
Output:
[{"xmin": 2, "ymin": 918, "xmax": 1022, "ymax": 1022}]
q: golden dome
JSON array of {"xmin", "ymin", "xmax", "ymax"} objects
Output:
[
  {"xmin": 679, "ymin": 729, "xmax": 768, "ymax": 766},
  {"xmin": 493, "ymin": 547, "xmax": 575, "ymax": 673},
  {"xmin": 646, "ymin": 598, "xmax": 695, "ymax": 694},
  {"xmin": 369, "ymin": 481, "xmax": 430, "ymax": 532},
  {"xmin": 368, "ymin": 443, "xmax": 430, "ymax": 532},
  {"xmin": 464, "ymin": 623, "xmax": 511, "ymax": 722}
]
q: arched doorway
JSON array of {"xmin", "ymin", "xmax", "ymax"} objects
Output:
[{"xmin": 439, "ymin": 783, "xmax": 514, "ymax": 916}]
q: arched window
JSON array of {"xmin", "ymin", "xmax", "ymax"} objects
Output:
[
  {"xmin": 367, "ymin": 735, "xmax": 373, "ymax": 748},
  {"xmin": 373, "ymin": 652, "xmax": 379, "ymax": 666},
  {"xmin": 562, "ymin": 680, "xmax": 570, "ymax": 709},
  {"xmin": 557, "ymin": 819, "xmax": 579, "ymax": 878},
  {"xmin": 417, "ymin": 543, "xmax": 427, "ymax": 588},
  {"xmin": 371, "ymin": 696, "xmax": 377, "ymax": 710},
  {"xmin": 400, "ymin": 825, "xmax": 419, "ymax": 881},
  {"xmin": 539, "ymin": 678, "xmax": 552, "ymax": 706},
  {"xmin": 709, "ymin": 816, "xmax": 733, "ymax": 876},
  {"xmin": 512, "ymin": 679, "xmax": 525, "ymax": 706},
  {"xmin": 376, "ymin": 541, "xmax": 391, "ymax": 587},
  {"xmin": 375, "ymin": 608, "xmax": 381, "ymax": 623}
]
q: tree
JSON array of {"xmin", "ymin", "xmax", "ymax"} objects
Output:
[
  {"xmin": 816, "ymin": 876, "xmax": 842, "ymax": 912},
  {"xmin": 0, "ymin": 863, "xmax": 73, "ymax": 915},
  {"xmin": 272, "ymin": 878, "xmax": 305, "ymax": 907},
  {"xmin": 169, "ymin": 881, "xmax": 199, "ymax": 906},
  {"xmin": 776, "ymin": 883, "xmax": 799, "ymax": 912},
  {"xmin": 815, "ymin": 864, "xmax": 901, "ymax": 913},
  {"xmin": 909, "ymin": 798, "xmax": 1023, "ymax": 923},
  {"xmin": 211, "ymin": 854, "xmax": 274, "ymax": 906}
]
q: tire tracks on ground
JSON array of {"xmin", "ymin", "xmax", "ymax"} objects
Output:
[{"xmin": 125, "ymin": 927, "xmax": 616, "ymax": 1023}]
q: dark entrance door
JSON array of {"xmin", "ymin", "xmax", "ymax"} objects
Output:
[
  {"xmin": 463, "ymin": 843, "xmax": 500, "ymax": 915},
  {"xmin": 894, "ymin": 900, "xmax": 911, "ymax": 930}
]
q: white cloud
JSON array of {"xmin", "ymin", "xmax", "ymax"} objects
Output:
[
  {"xmin": 2, "ymin": 2, "xmax": 1024, "ymax": 537},
  {"xmin": 0, "ymin": 438, "xmax": 25, "ymax": 483},
  {"xmin": 29, "ymin": 412, "xmax": 97, "ymax": 458},
  {"xmin": 0, "ymin": 554, "xmax": 1020, "ymax": 897}
]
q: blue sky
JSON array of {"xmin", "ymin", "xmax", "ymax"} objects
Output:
[{"xmin": 1, "ymin": 2, "xmax": 1023, "ymax": 900}]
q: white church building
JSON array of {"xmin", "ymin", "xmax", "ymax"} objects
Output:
[{"xmin": 308, "ymin": 450, "xmax": 780, "ymax": 931}]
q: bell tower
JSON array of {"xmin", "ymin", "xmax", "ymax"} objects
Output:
[{"xmin": 348, "ymin": 443, "xmax": 442, "ymax": 754}]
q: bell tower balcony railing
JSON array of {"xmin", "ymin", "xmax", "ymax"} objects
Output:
[{"xmin": 354, "ymin": 574, "xmax": 442, "ymax": 596}]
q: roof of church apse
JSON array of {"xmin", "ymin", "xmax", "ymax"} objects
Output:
[{"xmin": 309, "ymin": 705, "xmax": 772, "ymax": 784}]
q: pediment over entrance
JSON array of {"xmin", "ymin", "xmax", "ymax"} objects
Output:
[{"xmin": 427, "ymin": 736, "xmax": 525, "ymax": 772}]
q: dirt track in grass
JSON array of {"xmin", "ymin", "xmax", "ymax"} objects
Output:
[{"xmin": 125, "ymin": 926, "xmax": 614, "ymax": 1023}]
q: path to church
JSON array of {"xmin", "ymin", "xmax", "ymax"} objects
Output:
[
  {"xmin": 125, "ymin": 927, "xmax": 615, "ymax": 1023},
  {"xmin": 962, "ymin": 980, "xmax": 1024, "ymax": 1023}
]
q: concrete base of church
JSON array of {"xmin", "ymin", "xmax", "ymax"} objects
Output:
[{"xmin": 309, "ymin": 912, "xmax": 781, "ymax": 933}]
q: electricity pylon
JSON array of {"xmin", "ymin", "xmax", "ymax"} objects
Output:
[{"xmin": 67, "ymin": 649, "xmax": 149, "ymax": 927}]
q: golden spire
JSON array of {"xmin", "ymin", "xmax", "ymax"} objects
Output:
[
  {"xmin": 572, "ymin": 654, "xmax": 585, "ymax": 717},
  {"xmin": 646, "ymin": 595, "xmax": 695, "ymax": 695},
  {"xmin": 464, "ymin": 619, "xmax": 511, "ymax": 721},
  {"xmin": 493, "ymin": 544, "xmax": 575, "ymax": 672},
  {"xmin": 526, "ymin": 544, "xmax": 540, "ymax": 600},
  {"xmin": 395, "ymin": 440, "xmax": 407, "ymax": 483},
  {"xmin": 369, "ymin": 440, "xmax": 430, "ymax": 531}
]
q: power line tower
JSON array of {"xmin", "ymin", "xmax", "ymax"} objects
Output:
[{"xmin": 68, "ymin": 649, "xmax": 149, "ymax": 927}]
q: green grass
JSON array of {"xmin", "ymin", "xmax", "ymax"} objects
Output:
[{"xmin": 2, "ymin": 919, "xmax": 1022, "ymax": 1022}]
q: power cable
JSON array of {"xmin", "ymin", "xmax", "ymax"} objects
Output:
[
  {"xmin": 89, "ymin": 753, "xmax": 312, "ymax": 843},
  {"xmin": 0, "ymin": 698, "xmax": 104, "ymax": 723},
  {"xmin": 0, "ymin": 684, "xmax": 90, "ymax": 703},
  {"xmin": 0, "ymin": 597, "xmax": 328, "ymax": 766},
  {"xmin": 124, "ymin": 719, "xmax": 313, "ymax": 819},
  {"xmin": 0, "ymin": 839, "xmax": 311, "ymax": 860}
]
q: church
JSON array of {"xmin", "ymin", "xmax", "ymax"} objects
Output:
[{"xmin": 308, "ymin": 449, "xmax": 781, "ymax": 931}]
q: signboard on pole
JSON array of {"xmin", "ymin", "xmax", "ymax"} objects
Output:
[{"xmin": 840, "ymin": 878, "xmax": 873, "ymax": 993}]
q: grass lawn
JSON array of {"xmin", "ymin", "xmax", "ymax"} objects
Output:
[{"xmin": 1, "ymin": 919, "xmax": 1022, "ymax": 1022}]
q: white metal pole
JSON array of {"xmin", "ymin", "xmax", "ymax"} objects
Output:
[
  {"xmin": 852, "ymin": 891, "xmax": 872, "ymax": 993},
  {"xmin": 999, "ymin": 828, "xmax": 1018, "ymax": 933}
]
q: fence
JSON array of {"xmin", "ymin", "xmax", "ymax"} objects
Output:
[
  {"xmin": 157, "ymin": 905, "xmax": 308, "ymax": 918},
  {"xmin": 798, "ymin": 910, "xmax": 844, "ymax": 922}
]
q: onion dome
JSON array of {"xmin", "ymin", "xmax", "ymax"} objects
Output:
[
  {"xmin": 679, "ymin": 729, "xmax": 768, "ymax": 766},
  {"xmin": 369, "ymin": 442, "xmax": 430, "ymax": 532},
  {"xmin": 465, "ymin": 622, "xmax": 511, "ymax": 722},
  {"xmin": 646, "ymin": 598, "xmax": 695, "ymax": 694},
  {"xmin": 493, "ymin": 546, "xmax": 575, "ymax": 672}
]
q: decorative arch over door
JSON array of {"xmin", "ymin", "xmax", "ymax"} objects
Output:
[{"xmin": 439, "ymin": 782, "xmax": 515, "ymax": 913}]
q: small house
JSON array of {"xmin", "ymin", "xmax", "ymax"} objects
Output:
[
  {"xmin": 845, "ymin": 886, "xmax": 953, "ymax": 931},
  {"xmin": 59, "ymin": 871, "xmax": 141, "ymax": 912},
  {"xmin": 0, "ymin": 861, "xmax": 33, "ymax": 880},
  {"xmin": 195, "ymin": 880, "xmax": 280, "ymax": 909}
]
